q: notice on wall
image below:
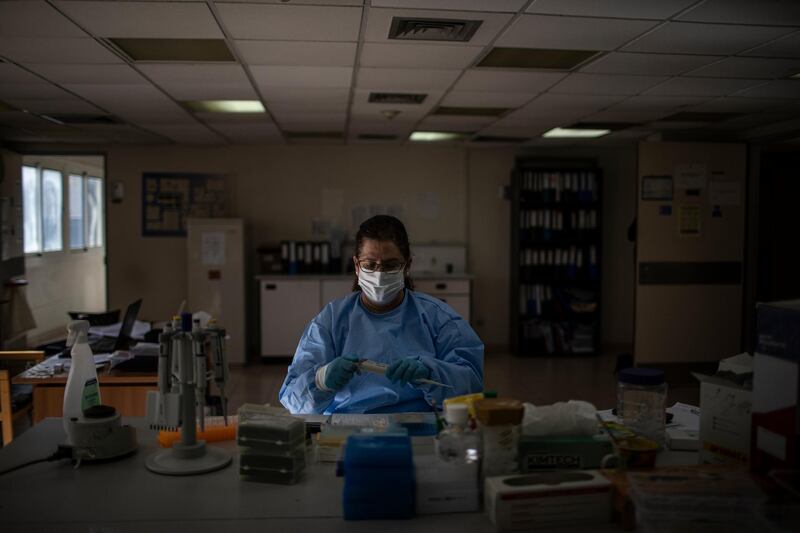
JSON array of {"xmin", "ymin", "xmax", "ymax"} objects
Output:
[
  {"xmin": 675, "ymin": 164, "xmax": 707, "ymax": 191},
  {"xmin": 201, "ymin": 231, "xmax": 226, "ymax": 266},
  {"xmin": 709, "ymin": 181, "xmax": 741, "ymax": 206},
  {"xmin": 642, "ymin": 175, "xmax": 673, "ymax": 201},
  {"xmin": 678, "ymin": 205, "xmax": 701, "ymax": 236}
]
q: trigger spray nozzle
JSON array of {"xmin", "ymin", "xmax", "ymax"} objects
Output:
[{"xmin": 66, "ymin": 320, "xmax": 91, "ymax": 348}]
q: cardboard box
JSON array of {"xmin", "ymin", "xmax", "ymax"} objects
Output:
[
  {"xmin": 485, "ymin": 471, "xmax": 611, "ymax": 531},
  {"xmin": 696, "ymin": 374, "xmax": 752, "ymax": 463},
  {"xmin": 752, "ymin": 300, "xmax": 800, "ymax": 476}
]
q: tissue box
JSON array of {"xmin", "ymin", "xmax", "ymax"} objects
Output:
[
  {"xmin": 752, "ymin": 300, "xmax": 800, "ymax": 476},
  {"xmin": 518, "ymin": 435, "xmax": 612, "ymax": 471}
]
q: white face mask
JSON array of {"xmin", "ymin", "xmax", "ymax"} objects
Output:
[{"xmin": 358, "ymin": 269, "xmax": 405, "ymax": 306}]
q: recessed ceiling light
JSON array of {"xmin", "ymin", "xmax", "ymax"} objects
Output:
[
  {"xmin": 789, "ymin": 72, "xmax": 800, "ymax": 79},
  {"xmin": 543, "ymin": 127, "xmax": 610, "ymax": 139},
  {"xmin": 478, "ymin": 47, "xmax": 600, "ymax": 70},
  {"xmin": 108, "ymin": 38, "xmax": 234, "ymax": 62},
  {"xmin": 184, "ymin": 100, "xmax": 265, "ymax": 113},
  {"xmin": 410, "ymin": 131, "xmax": 470, "ymax": 142},
  {"xmin": 433, "ymin": 106, "xmax": 509, "ymax": 117}
]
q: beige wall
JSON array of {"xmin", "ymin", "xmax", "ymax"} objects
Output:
[
  {"xmin": 21, "ymin": 155, "xmax": 106, "ymax": 343},
  {"xmin": 7, "ymin": 142, "xmax": 638, "ymax": 351}
]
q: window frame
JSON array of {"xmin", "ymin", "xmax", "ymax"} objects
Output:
[
  {"xmin": 22, "ymin": 164, "xmax": 42, "ymax": 255},
  {"xmin": 40, "ymin": 167, "xmax": 64, "ymax": 253},
  {"xmin": 68, "ymin": 173, "xmax": 87, "ymax": 251},
  {"xmin": 85, "ymin": 176, "xmax": 104, "ymax": 249}
]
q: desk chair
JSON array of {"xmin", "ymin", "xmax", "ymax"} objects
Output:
[{"xmin": 0, "ymin": 350, "xmax": 45, "ymax": 445}]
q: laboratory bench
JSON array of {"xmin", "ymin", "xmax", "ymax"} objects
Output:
[
  {"xmin": 0, "ymin": 418, "xmax": 701, "ymax": 533},
  {"xmin": 257, "ymin": 273, "xmax": 474, "ymax": 358}
]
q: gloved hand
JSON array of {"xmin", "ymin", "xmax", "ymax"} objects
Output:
[
  {"xmin": 322, "ymin": 355, "xmax": 360, "ymax": 391},
  {"xmin": 386, "ymin": 357, "xmax": 430, "ymax": 386}
]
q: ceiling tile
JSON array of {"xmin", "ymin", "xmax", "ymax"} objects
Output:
[
  {"xmin": 63, "ymin": 83, "xmax": 194, "ymax": 120},
  {"xmin": 580, "ymin": 52, "xmax": 720, "ymax": 76},
  {"xmin": 360, "ymin": 43, "xmax": 482, "ymax": 69},
  {"xmin": 677, "ymin": 0, "xmax": 800, "ymax": 26},
  {"xmin": 53, "ymin": 1, "xmax": 223, "ymax": 38},
  {"xmin": 217, "ymin": 4, "xmax": 362, "ymax": 41},
  {"xmin": 357, "ymin": 68, "xmax": 460, "ymax": 91},
  {"xmin": 0, "ymin": 83, "xmax": 77, "ymax": 100},
  {"xmin": 140, "ymin": 123, "xmax": 225, "ymax": 144},
  {"xmin": 744, "ymin": 31, "xmax": 800, "ymax": 59},
  {"xmin": 734, "ymin": 80, "xmax": 800, "ymax": 99},
  {"xmin": 0, "ymin": 63, "xmax": 46, "ymax": 84},
  {"xmin": 259, "ymin": 86, "xmax": 351, "ymax": 103},
  {"xmin": 216, "ymin": 0, "xmax": 362, "ymax": 5},
  {"xmin": 582, "ymin": 109, "xmax": 670, "ymax": 123},
  {"xmin": 138, "ymin": 64, "xmax": 250, "ymax": 84},
  {"xmin": 252, "ymin": 66, "xmax": 352, "ymax": 88},
  {"xmin": 609, "ymin": 95, "xmax": 712, "ymax": 111},
  {"xmin": 453, "ymin": 70, "xmax": 566, "ymax": 92},
  {"xmin": 623, "ymin": 22, "xmax": 794, "ymax": 55},
  {"xmin": 162, "ymin": 83, "xmax": 259, "ymax": 101},
  {"xmin": 4, "ymin": 99, "xmax": 103, "ymax": 115},
  {"xmin": 644, "ymin": 77, "xmax": 765, "ymax": 97},
  {"xmin": 364, "ymin": 9, "xmax": 513, "ymax": 46},
  {"xmin": 371, "ymin": 0, "xmax": 525, "ymax": 11},
  {"xmin": 550, "ymin": 73, "xmax": 668, "ymax": 96},
  {"xmin": 211, "ymin": 122, "xmax": 282, "ymax": 144},
  {"xmin": 28, "ymin": 64, "xmax": 145, "ymax": 85},
  {"xmin": 516, "ymin": 93, "xmax": 626, "ymax": 116},
  {"xmin": 417, "ymin": 115, "xmax": 496, "ymax": 132},
  {"xmin": 272, "ymin": 112, "xmax": 346, "ymax": 124},
  {"xmin": 0, "ymin": 1, "xmax": 85, "ymax": 38},
  {"xmin": 441, "ymin": 91, "xmax": 535, "ymax": 107},
  {"xmin": 268, "ymin": 101, "xmax": 348, "ymax": 114},
  {"xmin": 349, "ymin": 120, "xmax": 415, "ymax": 134},
  {"xmin": 497, "ymin": 15, "xmax": 657, "ymax": 50},
  {"xmin": 526, "ymin": 0, "xmax": 697, "ymax": 19},
  {"xmin": 235, "ymin": 41, "xmax": 356, "ymax": 66},
  {"xmin": 687, "ymin": 97, "xmax": 781, "ymax": 113},
  {"xmin": 686, "ymin": 57, "xmax": 800, "ymax": 79},
  {"xmin": 194, "ymin": 112, "xmax": 272, "ymax": 124},
  {"xmin": 0, "ymin": 37, "xmax": 123, "ymax": 64}
]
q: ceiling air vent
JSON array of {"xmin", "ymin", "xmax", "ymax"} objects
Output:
[
  {"xmin": 42, "ymin": 114, "xmax": 122, "ymax": 125},
  {"xmin": 368, "ymin": 92, "xmax": 427, "ymax": 105},
  {"xmin": 388, "ymin": 17, "xmax": 482, "ymax": 42}
]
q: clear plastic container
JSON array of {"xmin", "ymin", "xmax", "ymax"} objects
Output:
[
  {"xmin": 239, "ymin": 445, "xmax": 306, "ymax": 472},
  {"xmin": 240, "ymin": 465, "xmax": 304, "ymax": 485},
  {"xmin": 435, "ymin": 404, "xmax": 480, "ymax": 464},
  {"xmin": 236, "ymin": 404, "xmax": 305, "ymax": 447},
  {"xmin": 481, "ymin": 425, "xmax": 520, "ymax": 478},
  {"xmin": 617, "ymin": 368, "xmax": 667, "ymax": 447}
]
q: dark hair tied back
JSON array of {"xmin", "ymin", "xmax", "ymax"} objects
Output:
[{"xmin": 352, "ymin": 215, "xmax": 414, "ymax": 291}]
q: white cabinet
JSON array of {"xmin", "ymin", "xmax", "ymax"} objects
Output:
[
  {"xmin": 415, "ymin": 279, "xmax": 471, "ymax": 321},
  {"xmin": 259, "ymin": 276, "xmax": 472, "ymax": 357},
  {"xmin": 260, "ymin": 280, "xmax": 320, "ymax": 357},
  {"xmin": 321, "ymin": 279, "xmax": 353, "ymax": 307}
]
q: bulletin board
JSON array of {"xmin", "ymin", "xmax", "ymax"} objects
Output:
[{"xmin": 142, "ymin": 172, "xmax": 227, "ymax": 237}]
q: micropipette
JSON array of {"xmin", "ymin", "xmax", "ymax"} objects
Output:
[{"xmin": 358, "ymin": 359, "xmax": 454, "ymax": 389}]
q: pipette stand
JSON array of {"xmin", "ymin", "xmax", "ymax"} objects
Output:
[{"xmin": 146, "ymin": 315, "xmax": 232, "ymax": 475}]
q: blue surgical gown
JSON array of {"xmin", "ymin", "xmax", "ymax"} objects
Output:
[{"xmin": 279, "ymin": 289, "xmax": 484, "ymax": 414}]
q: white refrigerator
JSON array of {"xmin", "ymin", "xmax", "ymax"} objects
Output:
[{"xmin": 187, "ymin": 218, "xmax": 246, "ymax": 364}]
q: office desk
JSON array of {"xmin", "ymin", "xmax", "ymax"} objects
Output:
[
  {"xmin": 0, "ymin": 419, "xmax": 627, "ymax": 533},
  {"xmin": 13, "ymin": 369, "xmax": 157, "ymax": 423}
]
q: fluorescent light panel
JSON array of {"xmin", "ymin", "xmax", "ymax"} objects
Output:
[
  {"xmin": 109, "ymin": 38, "xmax": 234, "ymax": 62},
  {"xmin": 478, "ymin": 47, "xmax": 600, "ymax": 70},
  {"xmin": 184, "ymin": 100, "xmax": 265, "ymax": 113},
  {"xmin": 410, "ymin": 131, "xmax": 470, "ymax": 142},
  {"xmin": 790, "ymin": 72, "xmax": 800, "ymax": 79},
  {"xmin": 543, "ymin": 127, "xmax": 610, "ymax": 138}
]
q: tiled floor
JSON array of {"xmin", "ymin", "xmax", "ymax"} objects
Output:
[{"xmin": 226, "ymin": 349, "xmax": 701, "ymax": 412}]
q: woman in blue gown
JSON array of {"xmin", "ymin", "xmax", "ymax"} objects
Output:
[{"xmin": 279, "ymin": 215, "xmax": 484, "ymax": 414}]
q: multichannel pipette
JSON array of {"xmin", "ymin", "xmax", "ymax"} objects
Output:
[{"xmin": 358, "ymin": 359, "xmax": 454, "ymax": 389}]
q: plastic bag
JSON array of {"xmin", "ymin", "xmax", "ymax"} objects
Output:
[{"xmin": 522, "ymin": 400, "xmax": 598, "ymax": 437}]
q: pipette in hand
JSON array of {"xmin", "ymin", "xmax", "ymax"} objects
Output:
[{"xmin": 357, "ymin": 359, "xmax": 454, "ymax": 389}]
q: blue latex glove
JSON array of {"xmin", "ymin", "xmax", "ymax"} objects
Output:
[
  {"xmin": 323, "ymin": 355, "xmax": 360, "ymax": 391},
  {"xmin": 386, "ymin": 357, "xmax": 430, "ymax": 386}
]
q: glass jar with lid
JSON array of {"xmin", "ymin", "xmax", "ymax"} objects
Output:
[{"xmin": 617, "ymin": 368, "xmax": 667, "ymax": 447}]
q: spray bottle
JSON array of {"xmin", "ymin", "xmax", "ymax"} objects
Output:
[{"xmin": 63, "ymin": 320, "xmax": 101, "ymax": 440}]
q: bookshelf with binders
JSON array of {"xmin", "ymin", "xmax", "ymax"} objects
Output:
[{"xmin": 510, "ymin": 158, "xmax": 602, "ymax": 356}]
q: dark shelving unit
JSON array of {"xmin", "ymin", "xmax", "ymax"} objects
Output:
[{"xmin": 510, "ymin": 158, "xmax": 603, "ymax": 356}]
